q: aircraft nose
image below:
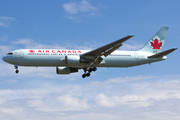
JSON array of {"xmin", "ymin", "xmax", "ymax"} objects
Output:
[
  {"xmin": 2, "ymin": 56, "xmax": 9, "ymax": 62},
  {"xmin": 3, "ymin": 56, "xmax": 7, "ymax": 62}
]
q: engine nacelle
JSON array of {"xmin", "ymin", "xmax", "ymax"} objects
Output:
[
  {"xmin": 56, "ymin": 67, "xmax": 78, "ymax": 74},
  {"xmin": 65, "ymin": 55, "xmax": 80, "ymax": 65}
]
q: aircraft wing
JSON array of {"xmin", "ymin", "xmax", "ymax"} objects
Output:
[
  {"xmin": 80, "ymin": 35, "xmax": 134, "ymax": 66},
  {"xmin": 148, "ymin": 48, "xmax": 177, "ymax": 58}
]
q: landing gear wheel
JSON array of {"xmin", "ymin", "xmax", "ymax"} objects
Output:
[
  {"xmin": 86, "ymin": 73, "xmax": 90, "ymax": 77},
  {"xmin": 14, "ymin": 65, "xmax": 19, "ymax": 74},
  {"xmin": 92, "ymin": 67, "xmax": 97, "ymax": 71},
  {"xmin": 82, "ymin": 74, "xmax": 86, "ymax": 78},
  {"xmin": 82, "ymin": 67, "xmax": 95, "ymax": 78},
  {"xmin": 15, "ymin": 70, "xmax": 19, "ymax": 73},
  {"xmin": 88, "ymin": 68, "xmax": 93, "ymax": 72}
]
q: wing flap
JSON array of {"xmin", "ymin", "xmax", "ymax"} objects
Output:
[{"xmin": 148, "ymin": 48, "xmax": 177, "ymax": 58}]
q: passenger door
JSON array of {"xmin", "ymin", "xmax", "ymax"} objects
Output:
[{"xmin": 19, "ymin": 51, "xmax": 24, "ymax": 58}]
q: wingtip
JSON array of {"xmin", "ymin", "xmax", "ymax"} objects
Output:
[{"xmin": 127, "ymin": 35, "xmax": 134, "ymax": 37}]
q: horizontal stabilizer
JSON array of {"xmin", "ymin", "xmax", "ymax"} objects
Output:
[{"xmin": 148, "ymin": 48, "xmax": 177, "ymax": 58}]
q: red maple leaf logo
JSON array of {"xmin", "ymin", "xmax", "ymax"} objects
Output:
[
  {"xmin": 29, "ymin": 50, "xmax": 35, "ymax": 53},
  {"xmin": 150, "ymin": 39, "xmax": 162, "ymax": 49}
]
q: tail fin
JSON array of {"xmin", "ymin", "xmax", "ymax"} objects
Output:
[{"xmin": 140, "ymin": 27, "xmax": 169, "ymax": 53}]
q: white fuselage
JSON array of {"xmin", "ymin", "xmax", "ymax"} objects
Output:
[{"xmin": 3, "ymin": 49, "xmax": 167, "ymax": 68}]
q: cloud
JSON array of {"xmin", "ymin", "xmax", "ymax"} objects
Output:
[
  {"xmin": 0, "ymin": 16, "xmax": 15, "ymax": 27},
  {"xmin": 0, "ymin": 45, "xmax": 13, "ymax": 56},
  {"xmin": 95, "ymin": 94, "xmax": 120, "ymax": 107},
  {"xmin": 63, "ymin": 0, "xmax": 96, "ymax": 14},
  {"xmin": 12, "ymin": 38, "xmax": 33, "ymax": 45},
  {"xmin": 63, "ymin": 2, "xmax": 79, "ymax": 14},
  {"xmin": 150, "ymin": 80, "xmax": 180, "ymax": 90},
  {"xmin": 56, "ymin": 95, "xmax": 89, "ymax": 111},
  {"xmin": 11, "ymin": 38, "xmax": 66, "ymax": 49},
  {"xmin": 120, "ymin": 43, "xmax": 143, "ymax": 50},
  {"xmin": 95, "ymin": 94, "xmax": 152, "ymax": 108},
  {"xmin": 0, "ymin": 107, "xmax": 23, "ymax": 115},
  {"xmin": 62, "ymin": 0, "xmax": 98, "ymax": 20},
  {"xmin": 11, "ymin": 38, "xmax": 95, "ymax": 50},
  {"xmin": 104, "ymin": 75, "xmax": 153, "ymax": 84},
  {"xmin": 95, "ymin": 92, "xmax": 180, "ymax": 108},
  {"xmin": 0, "ymin": 63, "xmax": 15, "ymax": 76},
  {"xmin": 0, "ymin": 75, "xmax": 180, "ymax": 119}
]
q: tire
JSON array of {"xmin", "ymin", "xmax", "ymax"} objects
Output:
[
  {"xmin": 88, "ymin": 68, "xmax": 92, "ymax": 72},
  {"xmin": 15, "ymin": 70, "xmax": 19, "ymax": 73},
  {"xmin": 82, "ymin": 74, "xmax": 86, "ymax": 78},
  {"xmin": 92, "ymin": 67, "xmax": 97, "ymax": 71},
  {"xmin": 86, "ymin": 73, "xmax": 90, "ymax": 77}
]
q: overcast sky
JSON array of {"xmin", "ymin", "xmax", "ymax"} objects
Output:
[{"xmin": 0, "ymin": 0, "xmax": 180, "ymax": 120}]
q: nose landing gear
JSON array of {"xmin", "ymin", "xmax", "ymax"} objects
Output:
[
  {"xmin": 14, "ymin": 65, "xmax": 19, "ymax": 74},
  {"xmin": 82, "ymin": 67, "xmax": 97, "ymax": 78},
  {"xmin": 15, "ymin": 70, "xmax": 19, "ymax": 73}
]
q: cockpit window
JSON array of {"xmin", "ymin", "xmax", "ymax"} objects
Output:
[{"xmin": 7, "ymin": 52, "xmax": 13, "ymax": 55}]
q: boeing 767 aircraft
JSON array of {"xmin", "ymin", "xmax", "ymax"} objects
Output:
[{"xmin": 2, "ymin": 27, "xmax": 177, "ymax": 78}]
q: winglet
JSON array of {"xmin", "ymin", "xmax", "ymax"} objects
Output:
[{"xmin": 148, "ymin": 48, "xmax": 177, "ymax": 58}]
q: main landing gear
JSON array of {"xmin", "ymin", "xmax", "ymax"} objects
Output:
[
  {"xmin": 14, "ymin": 65, "xmax": 19, "ymax": 74},
  {"xmin": 82, "ymin": 67, "xmax": 97, "ymax": 78}
]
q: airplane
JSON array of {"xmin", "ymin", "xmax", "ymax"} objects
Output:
[{"xmin": 2, "ymin": 27, "xmax": 177, "ymax": 78}]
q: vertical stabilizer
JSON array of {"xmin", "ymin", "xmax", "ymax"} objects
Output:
[{"xmin": 140, "ymin": 27, "xmax": 169, "ymax": 53}]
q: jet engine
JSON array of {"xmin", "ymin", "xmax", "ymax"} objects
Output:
[{"xmin": 56, "ymin": 67, "xmax": 78, "ymax": 74}]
